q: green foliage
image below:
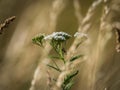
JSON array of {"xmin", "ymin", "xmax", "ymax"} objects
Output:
[
  {"xmin": 62, "ymin": 71, "xmax": 79, "ymax": 90},
  {"xmin": 70, "ymin": 55, "xmax": 83, "ymax": 62},
  {"xmin": 63, "ymin": 82, "xmax": 74, "ymax": 90},
  {"xmin": 32, "ymin": 34, "xmax": 45, "ymax": 47},
  {"xmin": 48, "ymin": 55, "xmax": 60, "ymax": 59}
]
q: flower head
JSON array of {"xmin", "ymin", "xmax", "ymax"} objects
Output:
[
  {"xmin": 52, "ymin": 32, "xmax": 71, "ymax": 42},
  {"xmin": 74, "ymin": 32, "xmax": 88, "ymax": 41},
  {"xmin": 53, "ymin": 35, "xmax": 66, "ymax": 41},
  {"xmin": 44, "ymin": 32, "xmax": 71, "ymax": 42},
  {"xmin": 32, "ymin": 32, "xmax": 71, "ymax": 47}
]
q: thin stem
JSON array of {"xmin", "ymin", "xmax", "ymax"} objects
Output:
[{"xmin": 59, "ymin": 43, "xmax": 66, "ymax": 64}]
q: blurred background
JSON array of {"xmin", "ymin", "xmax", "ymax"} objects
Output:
[{"xmin": 0, "ymin": 0, "xmax": 120, "ymax": 90}]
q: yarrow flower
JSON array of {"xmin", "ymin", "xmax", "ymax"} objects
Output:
[
  {"xmin": 44, "ymin": 32, "xmax": 71, "ymax": 42},
  {"xmin": 53, "ymin": 35, "xmax": 66, "ymax": 41},
  {"xmin": 32, "ymin": 32, "xmax": 71, "ymax": 47},
  {"xmin": 32, "ymin": 31, "xmax": 83, "ymax": 90},
  {"xmin": 52, "ymin": 32, "xmax": 71, "ymax": 41},
  {"xmin": 74, "ymin": 32, "xmax": 88, "ymax": 41}
]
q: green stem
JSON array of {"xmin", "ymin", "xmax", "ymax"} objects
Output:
[{"xmin": 59, "ymin": 43, "xmax": 66, "ymax": 64}]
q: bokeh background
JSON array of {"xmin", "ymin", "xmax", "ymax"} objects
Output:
[{"xmin": 0, "ymin": 0, "xmax": 120, "ymax": 90}]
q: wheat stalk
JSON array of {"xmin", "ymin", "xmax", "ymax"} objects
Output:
[{"xmin": 0, "ymin": 16, "xmax": 16, "ymax": 34}]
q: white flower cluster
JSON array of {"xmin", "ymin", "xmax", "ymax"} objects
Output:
[
  {"xmin": 53, "ymin": 35, "xmax": 66, "ymax": 41},
  {"xmin": 74, "ymin": 32, "xmax": 88, "ymax": 41},
  {"xmin": 44, "ymin": 32, "xmax": 71, "ymax": 41}
]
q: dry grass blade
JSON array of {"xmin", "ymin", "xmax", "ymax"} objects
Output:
[
  {"xmin": 113, "ymin": 26, "xmax": 120, "ymax": 52},
  {"xmin": 47, "ymin": 70, "xmax": 53, "ymax": 90},
  {"xmin": 73, "ymin": 0, "xmax": 83, "ymax": 25},
  {"xmin": 0, "ymin": 16, "xmax": 16, "ymax": 34},
  {"xmin": 79, "ymin": 0, "xmax": 103, "ymax": 32}
]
